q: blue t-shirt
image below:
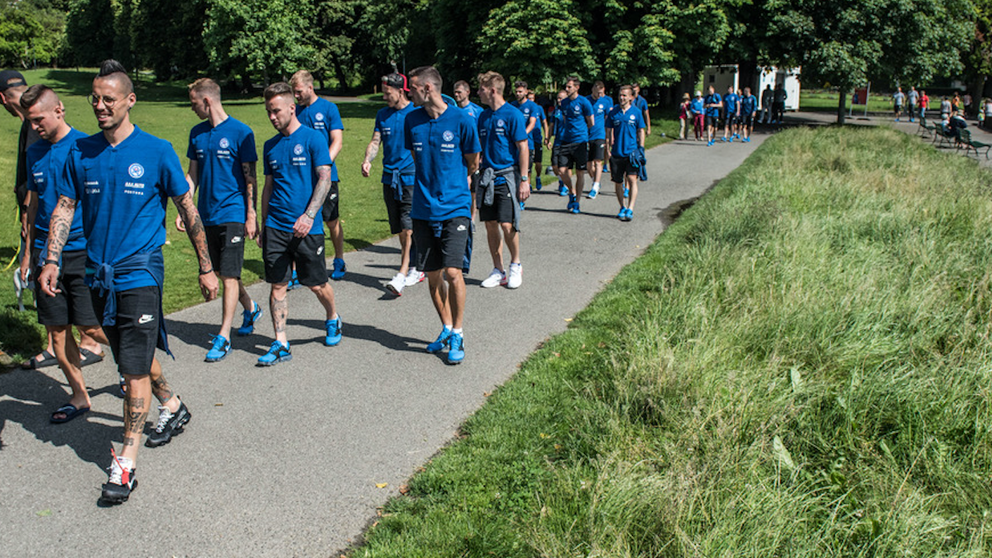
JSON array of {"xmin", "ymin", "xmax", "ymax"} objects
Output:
[
  {"xmin": 740, "ymin": 94, "xmax": 758, "ymax": 115},
  {"xmin": 560, "ymin": 95, "xmax": 594, "ymax": 144},
  {"xmin": 296, "ymin": 97, "xmax": 343, "ymax": 182},
  {"xmin": 724, "ymin": 93, "xmax": 740, "ymax": 116},
  {"xmin": 404, "ymin": 106, "xmax": 481, "ymax": 221},
  {"xmin": 510, "ymin": 99, "xmax": 540, "ymax": 148},
  {"xmin": 374, "ymin": 102, "xmax": 416, "ymax": 184},
  {"xmin": 61, "ymin": 127, "xmax": 189, "ymax": 290},
  {"xmin": 587, "ymin": 95, "xmax": 615, "ymax": 141},
  {"xmin": 605, "ymin": 105, "xmax": 646, "ymax": 157},
  {"xmin": 704, "ymin": 93, "xmax": 722, "ymax": 118},
  {"xmin": 633, "ymin": 95, "xmax": 648, "ymax": 115},
  {"xmin": 27, "ymin": 127, "xmax": 87, "ymax": 253},
  {"xmin": 690, "ymin": 97, "xmax": 705, "ymax": 115},
  {"xmin": 531, "ymin": 104, "xmax": 546, "ymax": 143},
  {"xmin": 187, "ymin": 117, "xmax": 257, "ymax": 226},
  {"xmin": 263, "ymin": 125, "xmax": 332, "ymax": 235},
  {"xmin": 552, "ymin": 104, "xmax": 565, "ymax": 146},
  {"xmin": 460, "ymin": 102, "xmax": 484, "ymax": 123},
  {"xmin": 479, "ymin": 103, "xmax": 528, "ymax": 172}
]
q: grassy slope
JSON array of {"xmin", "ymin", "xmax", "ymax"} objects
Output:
[
  {"xmin": 355, "ymin": 127, "xmax": 991, "ymax": 557},
  {"xmin": 0, "ymin": 69, "xmax": 672, "ymax": 362}
]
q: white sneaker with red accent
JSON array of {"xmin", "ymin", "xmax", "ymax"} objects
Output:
[{"xmin": 481, "ymin": 268, "xmax": 506, "ymax": 288}]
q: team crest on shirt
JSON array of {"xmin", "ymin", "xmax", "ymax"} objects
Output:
[
  {"xmin": 219, "ymin": 138, "xmax": 230, "ymax": 149},
  {"xmin": 128, "ymin": 163, "xmax": 144, "ymax": 179},
  {"xmin": 294, "ymin": 144, "xmax": 304, "ymax": 155},
  {"xmin": 316, "ymin": 113, "xmax": 325, "ymax": 121},
  {"xmin": 629, "ymin": 114, "xmax": 636, "ymax": 121},
  {"xmin": 572, "ymin": 105, "xmax": 581, "ymax": 114},
  {"xmin": 443, "ymin": 130, "xmax": 454, "ymax": 142},
  {"xmin": 497, "ymin": 119, "xmax": 505, "ymax": 128}
]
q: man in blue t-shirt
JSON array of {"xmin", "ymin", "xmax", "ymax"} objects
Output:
[
  {"xmin": 453, "ymin": 80, "xmax": 483, "ymax": 123},
  {"xmin": 39, "ymin": 60, "xmax": 219, "ymax": 505},
  {"xmin": 632, "ymin": 83, "xmax": 652, "ymax": 136},
  {"xmin": 556, "ymin": 77, "xmax": 595, "ymax": 214},
  {"xmin": 477, "ymin": 71, "xmax": 530, "ymax": 291},
  {"xmin": 546, "ymin": 90, "xmax": 569, "ymax": 196},
  {"xmin": 704, "ymin": 85, "xmax": 723, "ymax": 146},
  {"xmin": 404, "ymin": 66, "xmax": 480, "ymax": 365},
  {"xmin": 722, "ymin": 86, "xmax": 740, "ymax": 142},
  {"xmin": 509, "ymin": 80, "xmax": 539, "ymax": 198},
  {"xmin": 605, "ymin": 85, "xmax": 646, "ymax": 222},
  {"xmin": 183, "ymin": 78, "xmax": 261, "ymax": 363},
  {"xmin": 527, "ymin": 90, "xmax": 548, "ymax": 190},
  {"xmin": 257, "ymin": 82, "xmax": 343, "ymax": 367},
  {"xmin": 19, "ymin": 85, "xmax": 107, "ymax": 425},
  {"xmin": 739, "ymin": 87, "xmax": 758, "ymax": 142},
  {"xmin": 585, "ymin": 81, "xmax": 614, "ymax": 199},
  {"xmin": 291, "ymin": 70, "xmax": 347, "ymax": 280},
  {"xmin": 361, "ymin": 73, "xmax": 423, "ymax": 296}
]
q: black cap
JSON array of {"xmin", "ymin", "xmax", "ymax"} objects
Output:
[
  {"xmin": 0, "ymin": 70, "xmax": 27, "ymax": 93},
  {"xmin": 382, "ymin": 73, "xmax": 409, "ymax": 92}
]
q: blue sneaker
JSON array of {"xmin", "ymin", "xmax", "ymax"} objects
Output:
[
  {"xmin": 567, "ymin": 194, "xmax": 577, "ymax": 212},
  {"xmin": 520, "ymin": 201, "xmax": 525, "ymax": 211},
  {"xmin": 617, "ymin": 208, "xmax": 626, "ymax": 220},
  {"xmin": 237, "ymin": 302, "xmax": 263, "ymax": 336},
  {"xmin": 624, "ymin": 208, "xmax": 634, "ymax": 221},
  {"xmin": 447, "ymin": 332, "xmax": 465, "ymax": 364},
  {"xmin": 427, "ymin": 327, "xmax": 452, "ymax": 353},
  {"xmin": 257, "ymin": 341, "xmax": 291, "ymax": 366},
  {"xmin": 558, "ymin": 183, "xmax": 568, "ymax": 196},
  {"xmin": 588, "ymin": 188, "xmax": 598, "ymax": 199},
  {"xmin": 324, "ymin": 317, "xmax": 342, "ymax": 346},
  {"xmin": 287, "ymin": 270, "xmax": 300, "ymax": 290},
  {"xmin": 205, "ymin": 335, "xmax": 231, "ymax": 362},
  {"xmin": 707, "ymin": 140, "xmax": 713, "ymax": 147},
  {"xmin": 331, "ymin": 258, "xmax": 346, "ymax": 280},
  {"xmin": 535, "ymin": 177, "xmax": 542, "ymax": 191},
  {"xmin": 571, "ymin": 201, "xmax": 580, "ymax": 215}
]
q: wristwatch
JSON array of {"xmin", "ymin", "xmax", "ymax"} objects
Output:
[
  {"xmin": 305, "ymin": 209, "xmax": 317, "ymax": 219},
  {"xmin": 520, "ymin": 175, "xmax": 529, "ymax": 181}
]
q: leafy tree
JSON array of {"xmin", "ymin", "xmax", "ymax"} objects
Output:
[
  {"xmin": 132, "ymin": 0, "xmax": 209, "ymax": 80},
  {"xmin": 0, "ymin": 0, "xmax": 65, "ymax": 68},
  {"xmin": 64, "ymin": 0, "xmax": 115, "ymax": 66}
]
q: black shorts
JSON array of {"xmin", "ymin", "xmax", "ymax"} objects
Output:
[
  {"xmin": 32, "ymin": 247, "xmax": 99, "ymax": 327},
  {"xmin": 262, "ymin": 227, "xmax": 327, "ymax": 287},
  {"xmin": 91, "ymin": 286, "xmax": 160, "ymax": 376},
  {"xmin": 725, "ymin": 114, "xmax": 739, "ymax": 125},
  {"xmin": 413, "ymin": 217, "xmax": 471, "ymax": 273},
  {"xmin": 588, "ymin": 139, "xmax": 606, "ymax": 162},
  {"xmin": 556, "ymin": 142, "xmax": 588, "ymax": 171},
  {"xmin": 706, "ymin": 115, "xmax": 719, "ymax": 128},
  {"xmin": 205, "ymin": 223, "xmax": 246, "ymax": 279},
  {"xmin": 382, "ymin": 181, "xmax": 414, "ymax": 234},
  {"xmin": 551, "ymin": 144, "xmax": 561, "ymax": 168},
  {"xmin": 531, "ymin": 142, "xmax": 543, "ymax": 164},
  {"xmin": 321, "ymin": 181, "xmax": 340, "ymax": 222},
  {"xmin": 478, "ymin": 180, "xmax": 515, "ymax": 224},
  {"xmin": 742, "ymin": 113, "xmax": 754, "ymax": 126},
  {"xmin": 610, "ymin": 156, "xmax": 639, "ymax": 184}
]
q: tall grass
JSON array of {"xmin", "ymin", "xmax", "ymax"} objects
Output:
[{"xmin": 357, "ymin": 127, "xmax": 992, "ymax": 557}]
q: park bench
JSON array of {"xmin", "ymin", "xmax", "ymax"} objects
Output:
[
  {"xmin": 959, "ymin": 129, "xmax": 992, "ymax": 159},
  {"xmin": 917, "ymin": 117, "xmax": 934, "ymax": 138},
  {"xmin": 932, "ymin": 125, "xmax": 957, "ymax": 149}
]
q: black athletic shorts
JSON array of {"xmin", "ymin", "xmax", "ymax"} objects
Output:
[
  {"xmin": 262, "ymin": 227, "xmax": 328, "ymax": 287},
  {"xmin": 551, "ymin": 144, "xmax": 561, "ymax": 168},
  {"xmin": 382, "ymin": 181, "xmax": 414, "ymax": 234},
  {"xmin": 205, "ymin": 223, "xmax": 246, "ymax": 279},
  {"xmin": 413, "ymin": 217, "xmax": 471, "ymax": 273},
  {"xmin": 742, "ymin": 113, "xmax": 754, "ymax": 127},
  {"xmin": 91, "ymin": 286, "xmax": 160, "ymax": 376},
  {"xmin": 478, "ymin": 180, "xmax": 515, "ymax": 224},
  {"xmin": 610, "ymin": 156, "xmax": 639, "ymax": 184},
  {"xmin": 532, "ymin": 142, "xmax": 543, "ymax": 164},
  {"xmin": 706, "ymin": 116, "xmax": 719, "ymax": 128},
  {"xmin": 32, "ymin": 247, "xmax": 99, "ymax": 327},
  {"xmin": 588, "ymin": 139, "xmax": 606, "ymax": 162},
  {"xmin": 321, "ymin": 181, "xmax": 340, "ymax": 222},
  {"xmin": 556, "ymin": 142, "xmax": 588, "ymax": 171}
]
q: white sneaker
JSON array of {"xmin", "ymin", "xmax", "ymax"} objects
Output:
[
  {"xmin": 404, "ymin": 268, "xmax": 425, "ymax": 286},
  {"xmin": 507, "ymin": 263, "xmax": 522, "ymax": 289},
  {"xmin": 481, "ymin": 268, "xmax": 506, "ymax": 288},
  {"xmin": 386, "ymin": 273, "xmax": 405, "ymax": 296}
]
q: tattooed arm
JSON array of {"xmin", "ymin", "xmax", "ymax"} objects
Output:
[
  {"xmin": 173, "ymin": 190, "xmax": 219, "ymax": 300},
  {"xmin": 292, "ymin": 164, "xmax": 331, "ymax": 238},
  {"xmin": 361, "ymin": 131, "xmax": 382, "ymax": 178},
  {"xmin": 176, "ymin": 159, "xmax": 199, "ymax": 232},
  {"xmin": 258, "ymin": 175, "xmax": 272, "ymax": 248},
  {"xmin": 37, "ymin": 195, "xmax": 77, "ymax": 297},
  {"xmin": 243, "ymin": 161, "xmax": 258, "ymax": 240}
]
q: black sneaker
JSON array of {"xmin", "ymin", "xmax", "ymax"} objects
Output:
[
  {"xmin": 145, "ymin": 401, "xmax": 191, "ymax": 448},
  {"xmin": 100, "ymin": 451, "xmax": 136, "ymax": 504}
]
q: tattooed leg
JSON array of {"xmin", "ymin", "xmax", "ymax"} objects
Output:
[
  {"xmin": 120, "ymin": 375, "xmax": 151, "ymax": 462},
  {"xmin": 149, "ymin": 356, "xmax": 179, "ymax": 412},
  {"xmin": 270, "ymin": 283, "xmax": 289, "ymax": 345}
]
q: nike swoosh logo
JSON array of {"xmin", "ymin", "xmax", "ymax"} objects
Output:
[{"xmin": 138, "ymin": 314, "xmax": 154, "ymax": 324}]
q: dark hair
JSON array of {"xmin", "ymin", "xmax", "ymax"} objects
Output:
[
  {"xmin": 19, "ymin": 84, "xmax": 55, "ymax": 110},
  {"xmin": 409, "ymin": 66, "xmax": 442, "ymax": 90},
  {"xmin": 263, "ymin": 82, "xmax": 294, "ymax": 101},
  {"xmin": 96, "ymin": 59, "xmax": 133, "ymax": 95},
  {"xmin": 566, "ymin": 76, "xmax": 581, "ymax": 87},
  {"xmin": 514, "ymin": 80, "xmax": 528, "ymax": 89}
]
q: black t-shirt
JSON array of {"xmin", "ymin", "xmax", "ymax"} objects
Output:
[{"xmin": 15, "ymin": 119, "xmax": 41, "ymax": 210}]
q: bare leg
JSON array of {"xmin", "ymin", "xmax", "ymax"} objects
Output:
[
  {"xmin": 444, "ymin": 267, "xmax": 466, "ymax": 330},
  {"xmin": 615, "ymin": 181, "xmax": 626, "ymax": 210},
  {"xmin": 327, "ymin": 219, "xmax": 345, "ymax": 261},
  {"xmin": 398, "ymin": 229, "xmax": 413, "ymax": 275},
  {"xmin": 427, "ymin": 270, "xmax": 451, "ymax": 325},
  {"xmin": 310, "ymin": 282, "xmax": 337, "ymax": 319},
  {"xmin": 218, "ymin": 276, "xmax": 240, "ymax": 340},
  {"xmin": 502, "ymin": 222, "xmax": 520, "ymax": 264},
  {"xmin": 485, "ymin": 220, "xmax": 504, "ymax": 271},
  {"xmin": 238, "ymin": 281, "xmax": 252, "ymax": 311},
  {"xmin": 49, "ymin": 326, "xmax": 90, "ymax": 412},
  {"xmin": 120, "ymin": 375, "xmax": 150, "ymax": 462},
  {"xmin": 573, "ymin": 170, "xmax": 585, "ymax": 198},
  {"xmin": 626, "ymin": 175, "xmax": 639, "ymax": 212},
  {"xmin": 269, "ymin": 283, "xmax": 290, "ymax": 345},
  {"xmin": 149, "ymin": 358, "xmax": 179, "ymax": 411}
]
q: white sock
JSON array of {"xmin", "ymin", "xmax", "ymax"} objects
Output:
[
  {"xmin": 452, "ymin": 328, "xmax": 463, "ymax": 335},
  {"xmin": 510, "ymin": 262, "xmax": 521, "ymax": 269},
  {"xmin": 442, "ymin": 324, "xmax": 453, "ymax": 331},
  {"xmin": 592, "ymin": 182, "xmax": 600, "ymax": 189}
]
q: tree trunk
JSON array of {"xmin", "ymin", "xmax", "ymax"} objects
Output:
[{"xmin": 837, "ymin": 89, "xmax": 847, "ymax": 125}]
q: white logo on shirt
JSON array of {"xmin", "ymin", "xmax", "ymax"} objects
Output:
[
  {"xmin": 138, "ymin": 314, "xmax": 154, "ymax": 324},
  {"xmin": 219, "ymin": 138, "xmax": 230, "ymax": 149},
  {"xmin": 294, "ymin": 144, "xmax": 304, "ymax": 156},
  {"xmin": 316, "ymin": 113, "xmax": 325, "ymax": 121},
  {"xmin": 497, "ymin": 119, "xmax": 506, "ymax": 128},
  {"xmin": 128, "ymin": 163, "xmax": 145, "ymax": 179},
  {"xmin": 629, "ymin": 115, "xmax": 636, "ymax": 121},
  {"xmin": 442, "ymin": 131, "xmax": 455, "ymax": 142},
  {"xmin": 572, "ymin": 105, "xmax": 581, "ymax": 114}
]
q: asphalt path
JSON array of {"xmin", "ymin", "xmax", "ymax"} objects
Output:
[{"xmin": 1, "ymin": 127, "xmax": 769, "ymax": 556}]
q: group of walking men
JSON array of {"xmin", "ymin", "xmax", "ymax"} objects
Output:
[{"xmin": 1, "ymin": 62, "xmax": 649, "ymax": 504}]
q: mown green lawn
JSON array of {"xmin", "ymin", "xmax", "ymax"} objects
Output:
[
  {"xmin": 353, "ymin": 126, "xmax": 991, "ymax": 557},
  {"xmin": 801, "ymin": 89, "xmax": 900, "ymax": 113},
  {"xmin": 0, "ymin": 69, "xmax": 672, "ymax": 363}
]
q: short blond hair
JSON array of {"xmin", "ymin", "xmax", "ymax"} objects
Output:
[
  {"xmin": 289, "ymin": 70, "xmax": 314, "ymax": 87},
  {"xmin": 188, "ymin": 77, "xmax": 221, "ymax": 100},
  {"xmin": 477, "ymin": 71, "xmax": 505, "ymax": 96}
]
